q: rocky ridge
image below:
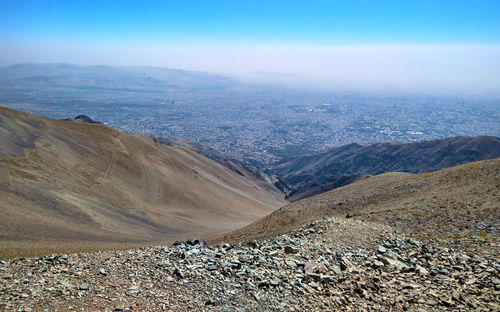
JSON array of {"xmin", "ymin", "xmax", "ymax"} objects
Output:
[
  {"xmin": 278, "ymin": 136, "xmax": 500, "ymax": 201},
  {"xmin": 61, "ymin": 115, "xmax": 101, "ymax": 124},
  {"xmin": 1, "ymin": 218, "xmax": 498, "ymax": 311}
]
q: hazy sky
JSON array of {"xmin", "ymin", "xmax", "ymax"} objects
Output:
[{"xmin": 1, "ymin": 0, "xmax": 499, "ymax": 93}]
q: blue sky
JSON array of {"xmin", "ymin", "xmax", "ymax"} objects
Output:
[
  {"xmin": 0, "ymin": 1, "xmax": 499, "ymax": 94},
  {"xmin": 1, "ymin": 0, "xmax": 499, "ymax": 45}
]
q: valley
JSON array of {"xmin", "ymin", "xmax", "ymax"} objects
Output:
[
  {"xmin": 0, "ymin": 106, "xmax": 498, "ymax": 311},
  {"xmin": 1, "ymin": 64, "xmax": 499, "ymax": 168},
  {"xmin": 0, "ymin": 157, "xmax": 498, "ymax": 311}
]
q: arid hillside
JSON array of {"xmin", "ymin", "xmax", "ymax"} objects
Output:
[
  {"xmin": 153, "ymin": 135, "xmax": 291, "ymax": 198},
  {"xmin": 221, "ymin": 159, "xmax": 499, "ymax": 255},
  {"xmin": 279, "ymin": 136, "xmax": 500, "ymax": 200},
  {"xmin": 0, "ymin": 106, "xmax": 284, "ymax": 258},
  {"xmin": 1, "ymin": 109, "xmax": 498, "ymax": 310}
]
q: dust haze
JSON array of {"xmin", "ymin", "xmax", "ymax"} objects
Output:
[{"xmin": 1, "ymin": 42, "xmax": 499, "ymax": 94}]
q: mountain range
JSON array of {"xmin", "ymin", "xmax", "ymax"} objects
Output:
[
  {"xmin": 0, "ymin": 106, "xmax": 498, "ymax": 311},
  {"xmin": 278, "ymin": 136, "xmax": 500, "ymax": 200},
  {"xmin": 0, "ymin": 63, "xmax": 235, "ymax": 92}
]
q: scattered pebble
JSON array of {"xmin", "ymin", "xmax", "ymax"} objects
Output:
[{"xmin": 0, "ymin": 218, "xmax": 498, "ymax": 311}]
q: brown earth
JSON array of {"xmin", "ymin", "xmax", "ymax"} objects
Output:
[
  {"xmin": 153, "ymin": 135, "xmax": 291, "ymax": 198},
  {"xmin": 218, "ymin": 159, "xmax": 500, "ymax": 255},
  {"xmin": 0, "ymin": 106, "xmax": 285, "ymax": 259},
  {"xmin": 279, "ymin": 136, "xmax": 500, "ymax": 201}
]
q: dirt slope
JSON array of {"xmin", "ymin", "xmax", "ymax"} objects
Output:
[
  {"xmin": 0, "ymin": 106, "xmax": 284, "ymax": 258},
  {"xmin": 219, "ymin": 159, "xmax": 499, "ymax": 255},
  {"xmin": 279, "ymin": 136, "xmax": 500, "ymax": 200},
  {"xmin": 153, "ymin": 135, "xmax": 291, "ymax": 198}
]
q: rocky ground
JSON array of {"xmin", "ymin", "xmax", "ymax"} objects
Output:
[{"xmin": 1, "ymin": 218, "xmax": 499, "ymax": 311}]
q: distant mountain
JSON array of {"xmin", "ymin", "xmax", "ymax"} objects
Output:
[
  {"xmin": 0, "ymin": 63, "xmax": 236, "ymax": 92},
  {"xmin": 62, "ymin": 114, "xmax": 101, "ymax": 124},
  {"xmin": 278, "ymin": 136, "xmax": 500, "ymax": 201},
  {"xmin": 0, "ymin": 106, "xmax": 283, "ymax": 258}
]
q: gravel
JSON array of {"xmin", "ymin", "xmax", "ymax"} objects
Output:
[{"xmin": 0, "ymin": 218, "xmax": 498, "ymax": 311}]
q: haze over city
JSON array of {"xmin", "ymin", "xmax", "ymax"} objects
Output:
[
  {"xmin": 1, "ymin": 0, "xmax": 499, "ymax": 94},
  {"xmin": 1, "ymin": 0, "xmax": 499, "ymax": 167}
]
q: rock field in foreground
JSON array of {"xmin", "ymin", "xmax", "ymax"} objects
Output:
[{"xmin": 1, "ymin": 218, "xmax": 499, "ymax": 311}]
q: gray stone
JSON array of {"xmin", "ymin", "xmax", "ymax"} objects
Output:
[
  {"xmin": 78, "ymin": 283, "xmax": 89, "ymax": 291},
  {"xmin": 416, "ymin": 265, "xmax": 429, "ymax": 275},
  {"xmin": 331, "ymin": 265, "xmax": 342, "ymax": 274},
  {"xmin": 320, "ymin": 275, "xmax": 336, "ymax": 283},
  {"xmin": 245, "ymin": 282, "xmax": 255, "ymax": 291},
  {"xmin": 378, "ymin": 256, "xmax": 408, "ymax": 270},
  {"xmin": 385, "ymin": 250, "xmax": 404, "ymax": 262},
  {"xmin": 174, "ymin": 267, "xmax": 184, "ymax": 279}
]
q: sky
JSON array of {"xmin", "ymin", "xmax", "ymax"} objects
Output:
[{"xmin": 1, "ymin": 0, "xmax": 500, "ymax": 93}]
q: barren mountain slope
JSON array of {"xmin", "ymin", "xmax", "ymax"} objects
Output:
[
  {"xmin": 279, "ymin": 136, "xmax": 500, "ymax": 200},
  {"xmin": 220, "ymin": 159, "xmax": 499, "ymax": 254},
  {"xmin": 1, "ymin": 113, "xmax": 498, "ymax": 311},
  {"xmin": 0, "ymin": 106, "xmax": 284, "ymax": 258},
  {"xmin": 153, "ymin": 135, "xmax": 291, "ymax": 198}
]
